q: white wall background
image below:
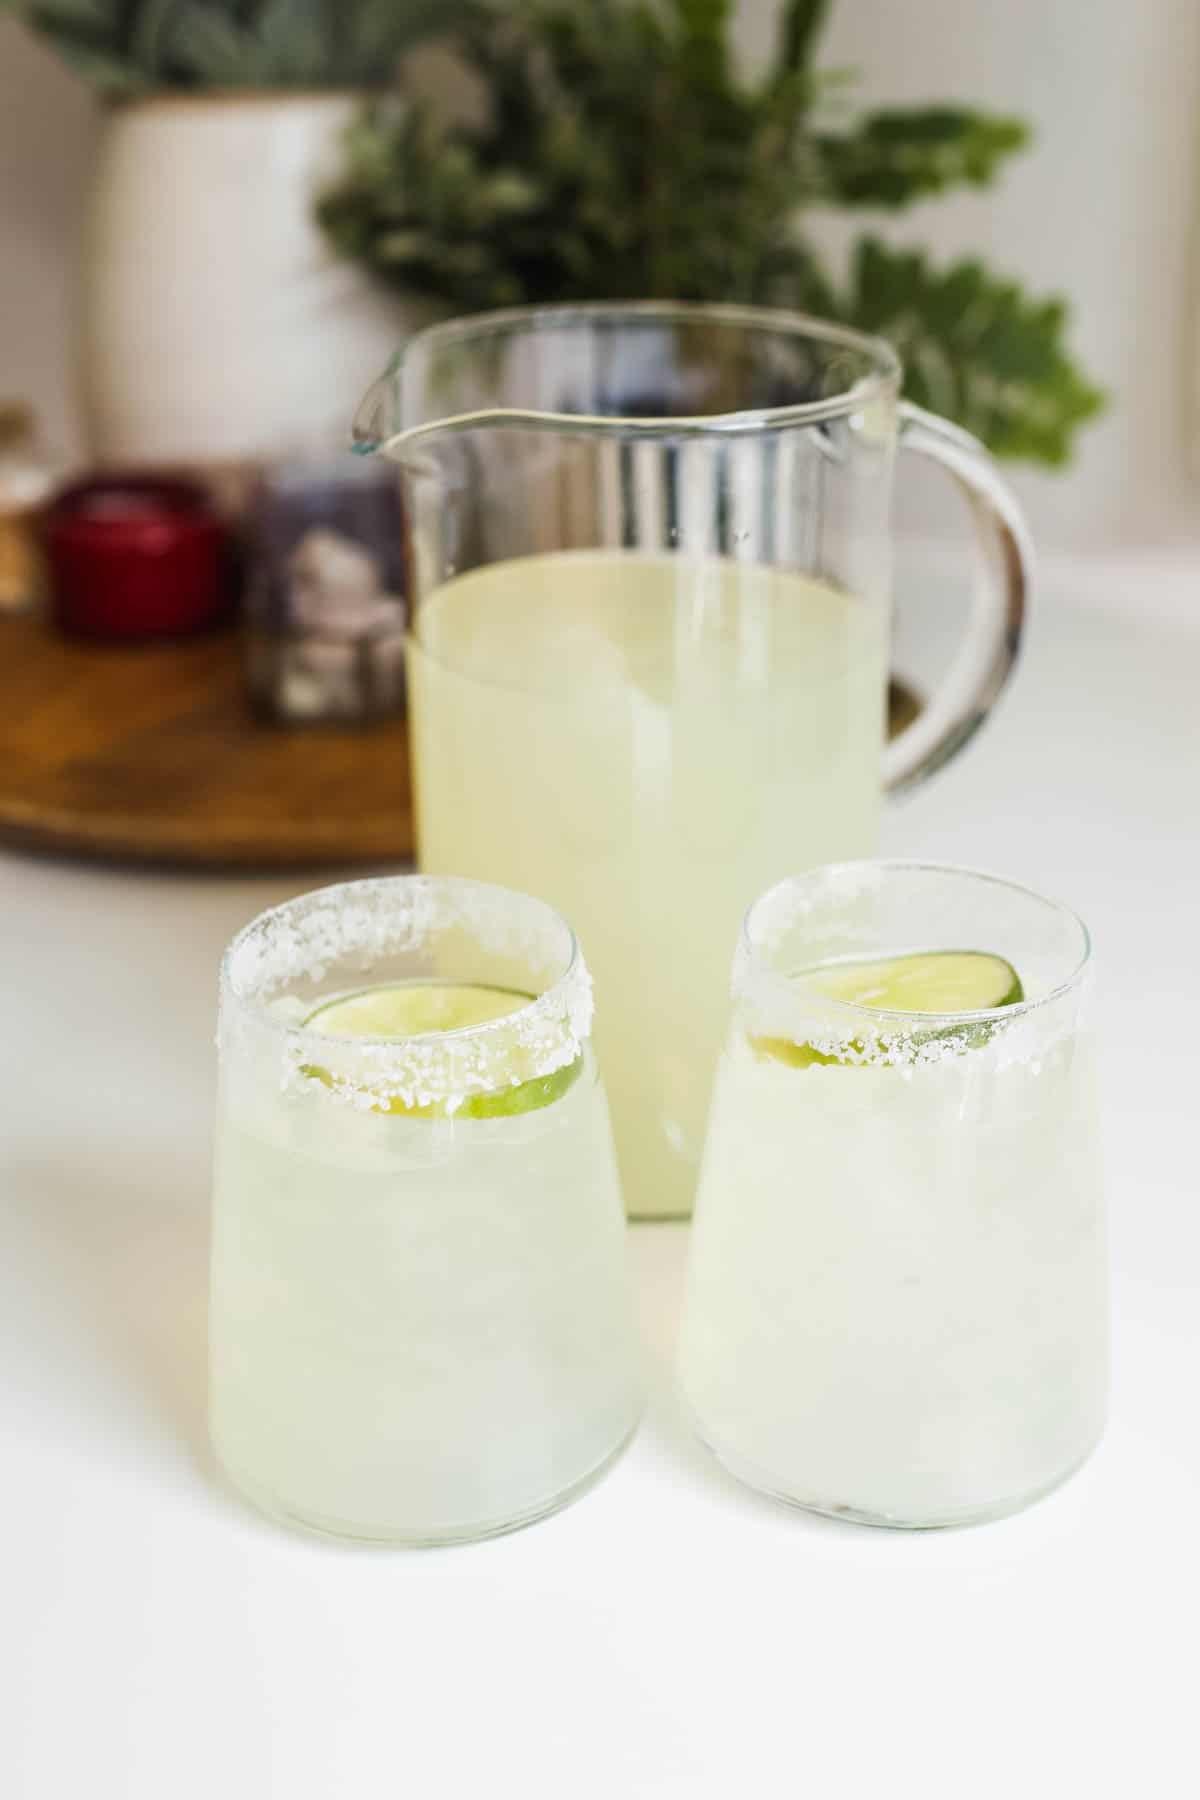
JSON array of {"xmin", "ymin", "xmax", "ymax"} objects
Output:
[{"xmin": 2, "ymin": 0, "xmax": 1199, "ymax": 550}]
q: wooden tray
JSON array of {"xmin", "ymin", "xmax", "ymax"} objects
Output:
[
  {"xmin": 0, "ymin": 614, "xmax": 920, "ymax": 870},
  {"xmin": 0, "ymin": 615, "xmax": 413, "ymax": 867}
]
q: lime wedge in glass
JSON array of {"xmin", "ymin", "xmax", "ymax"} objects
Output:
[
  {"xmin": 301, "ymin": 981, "xmax": 583, "ymax": 1117},
  {"xmin": 753, "ymin": 951, "xmax": 1024, "ymax": 1068},
  {"xmin": 803, "ymin": 951, "xmax": 1022, "ymax": 1013},
  {"xmin": 308, "ymin": 983, "xmax": 529, "ymax": 1039}
]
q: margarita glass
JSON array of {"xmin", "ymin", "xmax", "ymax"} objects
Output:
[
  {"xmin": 679, "ymin": 862, "xmax": 1107, "ymax": 1528},
  {"xmin": 210, "ymin": 875, "xmax": 641, "ymax": 1545}
]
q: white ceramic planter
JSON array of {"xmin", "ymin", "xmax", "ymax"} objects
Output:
[{"xmin": 80, "ymin": 93, "xmax": 414, "ymax": 468}]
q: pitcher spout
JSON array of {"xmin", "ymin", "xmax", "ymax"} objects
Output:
[{"xmin": 351, "ymin": 354, "xmax": 403, "ymax": 455}]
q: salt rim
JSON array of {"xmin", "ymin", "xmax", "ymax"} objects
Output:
[
  {"xmin": 219, "ymin": 876, "xmax": 593, "ymax": 1114},
  {"xmin": 735, "ymin": 861, "xmax": 1092, "ymax": 1071}
]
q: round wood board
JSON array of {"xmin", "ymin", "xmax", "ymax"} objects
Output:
[
  {"xmin": 0, "ymin": 615, "xmax": 413, "ymax": 868},
  {"xmin": 0, "ymin": 613, "xmax": 920, "ymax": 870}
]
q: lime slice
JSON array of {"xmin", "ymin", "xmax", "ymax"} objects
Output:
[
  {"xmin": 301, "ymin": 981, "xmax": 583, "ymax": 1118},
  {"xmin": 308, "ymin": 983, "xmax": 529, "ymax": 1039},
  {"xmin": 451, "ymin": 1059, "xmax": 583, "ymax": 1120},
  {"xmin": 804, "ymin": 951, "xmax": 1022, "ymax": 1014},
  {"xmin": 753, "ymin": 951, "xmax": 1024, "ymax": 1069}
]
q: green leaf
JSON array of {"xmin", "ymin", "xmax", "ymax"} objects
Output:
[
  {"xmin": 22, "ymin": 0, "xmax": 116, "ymax": 28},
  {"xmin": 817, "ymin": 107, "xmax": 1029, "ymax": 208},
  {"xmin": 4, "ymin": 0, "xmax": 473, "ymax": 85},
  {"xmin": 673, "ymin": 0, "xmax": 732, "ymax": 43},
  {"xmin": 672, "ymin": 0, "xmax": 733, "ymax": 83},
  {"xmin": 249, "ymin": 0, "xmax": 329, "ymax": 84},
  {"xmin": 16, "ymin": 0, "xmax": 135, "ymax": 79},
  {"xmin": 32, "ymin": 38, "xmax": 149, "ymax": 88},
  {"xmin": 128, "ymin": 0, "xmax": 180, "ymax": 74},
  {"xmin": 835, "ymin": 237, "xmax": 1106, "ymax": 464},
  {"xmin": 322, "ymin": 0, "xmax": 462, "ymax": 81},
  {"xmin": 775, "ymin": 0, "xmax": 831, "ymax": 77},
  {"xmin": 161, "ymin": 5, "xmax": 250, "ymax": 83}
]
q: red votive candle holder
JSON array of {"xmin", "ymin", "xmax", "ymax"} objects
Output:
[{"xmin": 44, "ymin": 474, "xmax": 231, "ymax": 639}]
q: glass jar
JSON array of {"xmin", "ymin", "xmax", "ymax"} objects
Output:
[{"xmin": 243, "ymin": 455, "xmax": 407, "ymax": 725}]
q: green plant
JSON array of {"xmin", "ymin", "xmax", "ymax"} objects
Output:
[
  {"xmin": 319, "ymin": 0, "xmax": 1103, "ymax": 464},
  {"xmin": 0, "ymin": 0, "xmax": 465, "ymax": 93}
]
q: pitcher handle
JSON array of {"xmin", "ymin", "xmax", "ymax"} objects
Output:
[{"xmin": 883, "ymin": 402, "xmax": 1033, "ymax": 795}]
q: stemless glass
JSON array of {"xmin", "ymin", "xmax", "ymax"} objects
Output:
[
  {"xmin": 354, "ymin": 303, "xmax": 1032, "ymax": 1220},
  {"xmin": 679, "ymin": 862, "xmax": 1107, "ymax": 1529},
  {"xmin": 209, "ymin": 875, "xmax": 641, "ymax": 1545}
]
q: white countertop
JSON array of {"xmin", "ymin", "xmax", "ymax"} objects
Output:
[{"xmin": 3, "ymin": 553, "xmax": 1197, "ymax": 1798}]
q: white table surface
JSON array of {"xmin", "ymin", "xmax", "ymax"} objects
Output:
[{"xmin": 3, "ymin": 552, "xmax": 1197, "ymax": 1799}]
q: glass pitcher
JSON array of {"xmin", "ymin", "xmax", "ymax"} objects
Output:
[{"xmin": 354, "ymin": 304, "xmax": 1031, "ymax": 1219}]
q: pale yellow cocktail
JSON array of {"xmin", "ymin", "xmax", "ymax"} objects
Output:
[{"xmin": 408, "ymin": 549, "xmax": 885, "ymax": 1216}]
